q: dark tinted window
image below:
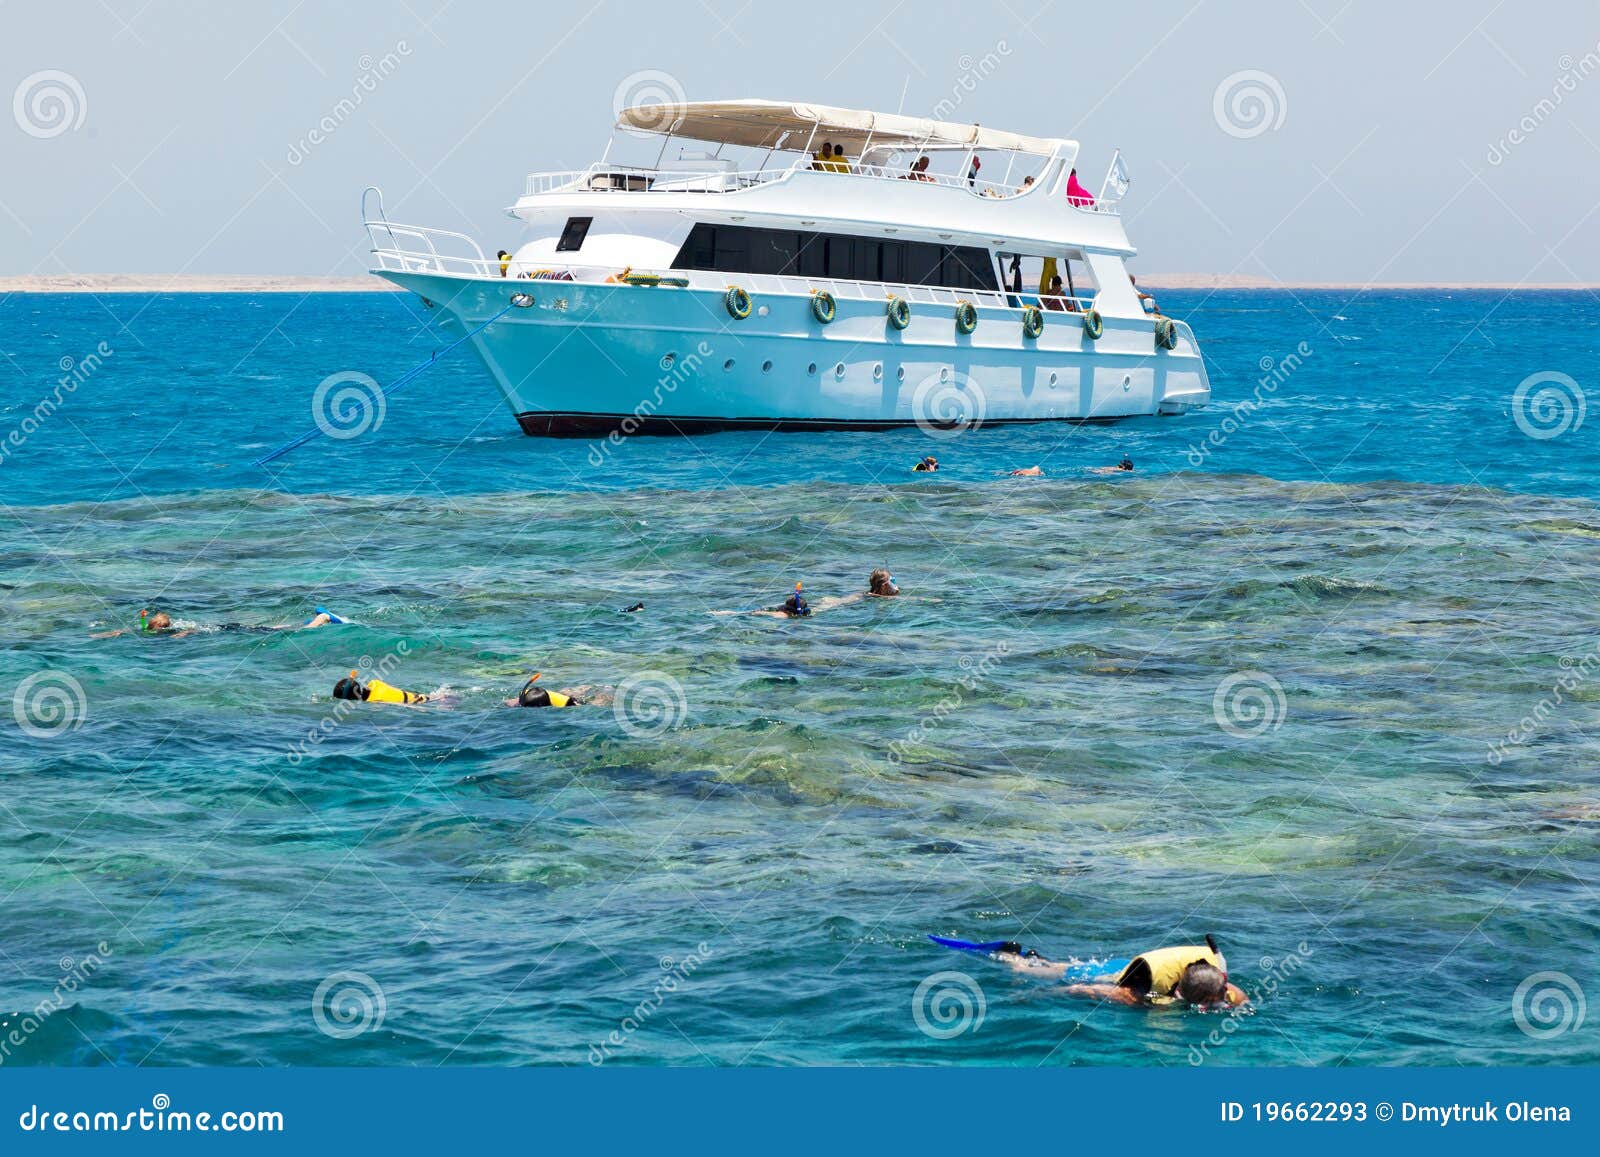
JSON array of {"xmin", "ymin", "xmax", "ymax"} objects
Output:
[
  {"xmin": 556, "ymin": 217, "xmax": 593, "ymax": 252},
  {"xmin": 672, "ymin": 224, "xmax": 997, "ymax": 291}
]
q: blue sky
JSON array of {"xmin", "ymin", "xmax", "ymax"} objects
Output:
[{"xmin": 3, "ymin": 0, "xmax": 1598, "ymax": 281}]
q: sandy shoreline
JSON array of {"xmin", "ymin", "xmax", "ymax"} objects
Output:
[{"xmin": 1, "ymin": 273, "xmax": 1595, "ymax": 294}]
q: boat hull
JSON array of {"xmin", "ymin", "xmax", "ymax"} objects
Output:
[{"xmin": 377, "ymin": 271, "xmax": 1210, "ymax": 436}]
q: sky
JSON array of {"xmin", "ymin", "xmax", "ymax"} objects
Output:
[{"xmin": 3, "ymin": 0, "xmax": 1599, "ymax": 282}]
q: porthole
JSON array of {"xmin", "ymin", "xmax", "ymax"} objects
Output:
[
  {"xmin": 807, "ymin": 362, "xmax": 817, "ymax": 376},
  {"xmin": 896, "ymin": 366, "xmax": 906, "ymax": 382},
  {"xmin": 1049, "ymin": 371, "xmax": 1058, "ymax": 386},
  {"xmin": 939, "ymin": 367, "xmax": 950, "ymax": 383},
  {"xmin": 762, "ymin": 360, "xmax": 773, "ymax": 373},
  {"xmin": 724, "ymin": 358, "xmax": 736, "ymax": 371},
  {"xmin": 661, "ymin": 352, "xmax": 676, "ymax": 369},
  {"xmin": 1122, "ymin": 373, "xmax": 1132, "ymax": 391},
  {"xmin": 873, "ymin": 363, "xmax": 883, "ymax": 381},
  {"xmin": 834, "ymin": 362, "xmax": 846, "ymax": 378}
]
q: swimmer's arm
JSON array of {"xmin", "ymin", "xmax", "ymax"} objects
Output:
[
  {"xmin": 708, "ymin": 609, "xmax": 788, "ymax": 618},
  {"xmin": 90, "ymin": 628, "xmax": 127, "ymax": 638},
  {"xmin": 995, "ymin": 950, "xmax": 1071, "ymax": 980},
  {"xmin": 1062, "ymin": 982, "xmax": 1142, "ymax": 1005}
]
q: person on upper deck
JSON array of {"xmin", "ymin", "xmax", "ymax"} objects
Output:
[
  {"xmin": 828, "ymin": 146, "xmax": 850, "ymax": 173},
  {"xmin": 1043, "ymin": 275, "xmax": 1080, "ymax": 313},
  {"xmin": 1065, "ymin": 168, "xmax": 1095, "ymax": 207},
  {"xmin": 906, "ymin": 156, "xmax": 934, "ymax": 182},
  {"xmin": 812, "ymin": 142, "xmax": 834, "ymax": 170}
]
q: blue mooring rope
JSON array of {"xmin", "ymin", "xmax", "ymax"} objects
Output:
[{"xmin": 253, "ymin": 298, "xmax": 524, "ymax": 467}]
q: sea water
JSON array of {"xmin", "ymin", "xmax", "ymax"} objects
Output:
[{"xmin": 1, "ymin": 289, "xmax": 1597, "ymax": 1065}]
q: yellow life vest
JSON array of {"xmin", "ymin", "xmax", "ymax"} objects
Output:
[
  {"xmin": 546, "ymin": 689, "xmax": 573, "ymax": 707},
  {"xmin": 1116, "ymin": 945, "xmax": 1225, "ymax": 1000},
  {"xmin": 365, "ymin": 677, "xmax": 427, "ymax": 705}
]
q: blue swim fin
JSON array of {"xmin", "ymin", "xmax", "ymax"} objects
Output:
[{"xmin": 928, "ymin": 935, "xmax": 1012, "ymax": 953}]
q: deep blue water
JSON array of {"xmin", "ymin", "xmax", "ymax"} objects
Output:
[{"xmin": 2, "ymin": 288, "xmax": 1598, "ymax": 1066}]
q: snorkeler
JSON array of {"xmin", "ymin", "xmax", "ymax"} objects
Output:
[
  {"xmin": 1009, "ymin": 466, "xmax": 1044, "ymax": 477},
  {"xmin": 1088, "ymin": 456, "xmax": 1135, "ymax": 475},
  {"xmin": 783, "ymin": 582, "xmax": 810, "ymax": 617},
  {"xmin": 92, "ymin": 609, "xmax": 194, "ymax": 639},
  {"xmin": 913, "ymin": 456, "xmax": 939, "ymax": 472},
  {"xmin": 332, "ymin": 669, "xmax": 430, "ymax": 705},
  {"xmin": 504, "ymin": 672, "xmax": 582, "ymax": 708},
  {"xmin": 933, "ymin": 933, "xmax": 1246, "ymax": 1009},
  {"xmin": 300, "ymin": 607, "xmax": 347, "ymax": 629}
]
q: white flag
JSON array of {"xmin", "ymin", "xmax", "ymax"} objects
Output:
[{"xmin": 1106, "ymin": 151, "xmax": 1131, "ymax": 198}]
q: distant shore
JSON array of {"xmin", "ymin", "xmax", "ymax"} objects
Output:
[{"xmin": 1, "ymin": 273, "xmax": 1596, "ymax": 294}]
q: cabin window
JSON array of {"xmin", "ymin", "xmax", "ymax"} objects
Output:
[
  {"xmin": 556, "ymin": 216, "xmax": 593, "ymax": 252},
  {"xmin": 671, "ymin": 223, "xmax": 998, "ymax": 292}
]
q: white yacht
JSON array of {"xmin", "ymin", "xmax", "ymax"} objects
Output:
[{"xmin": 363, "ymin": 99, "xmax": 1210, "ymax": 436}]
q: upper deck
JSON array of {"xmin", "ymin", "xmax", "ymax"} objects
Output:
[{"xmin": 507, "ymin": 99, "xmax": 1135, "ymax": 258}]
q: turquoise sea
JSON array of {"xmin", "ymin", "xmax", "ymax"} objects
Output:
[{"xmin": 2, "ymin": 288, "xmax": 1598, "ymax": 1066}]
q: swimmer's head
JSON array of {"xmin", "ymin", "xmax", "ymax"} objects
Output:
[
  {"xmin": 1118, "ymin": 455, "xmax": 1134, "ymax": 471},
  {"xmin": 869, "ymin": 568, "xmax": 899, "ymax": 596},
  {"xmin": 1175, "ymin": 961, "xmax": 1229, "ymax": 1006},
  {"xmin": 333, "ymin": 671, "xmax": 368, "ymax": 701},
  {"xmin": 784, "ymin": 582, "xmax": 810, "ymax": 617},
  {"xmin": 517, "ymin": 675, "xmax": 554, "ymax": 708},
  {"xmin": 142, "ymin": 610, "xmax": 172, "ymax": 632}
]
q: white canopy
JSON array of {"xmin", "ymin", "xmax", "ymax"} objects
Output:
[{"xmin": 616, "ymin": 99, "xmax": 1070, "ymax": 157}]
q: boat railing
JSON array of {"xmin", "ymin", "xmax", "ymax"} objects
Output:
[
  {"xmin": 727, "ymin": 271, "xmax": 1104, "ymax": 317},
  {"xmin": 362, "ymin": 188, "xmax": 497, "ymax": 275},
  {"xmin": 519, "ymin": 158, "xmax": 1120, "ymax": 211}
]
